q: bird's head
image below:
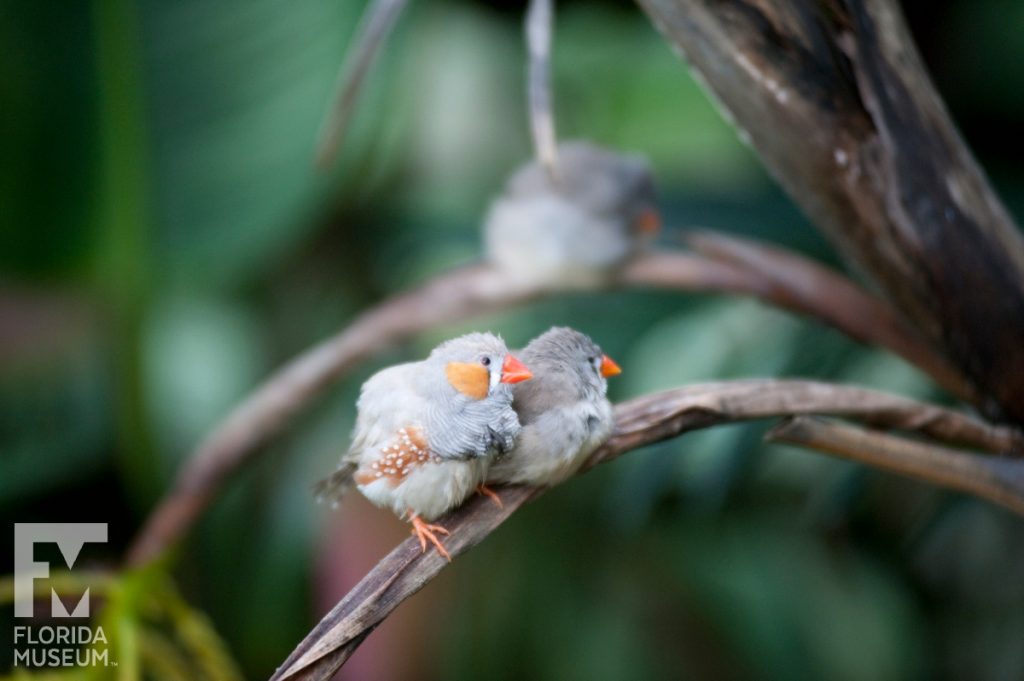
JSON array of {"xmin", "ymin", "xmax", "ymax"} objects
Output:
[
  {"xmin": 430, "ymin": 332, "xmax": 533, "ymax": 401},
  {"xmin": 521, "ymin": 326, "xmax": 621, "ymax": 398}
]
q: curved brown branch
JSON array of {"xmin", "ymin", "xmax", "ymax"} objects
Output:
[
  {"xmin": 269, "ymin": 380, "xmax": 1022, "ymax": 681},
  {"xmin": 587, "ymin": 380, "xmax": 1021, "ymax": 461},
  {"xmin": 767, "ymin": 416, "xmax": 1024, "ymax": 515},
  {"xmin": 126, "ymin": 242, "xmax": 974, "ymax": 567},
  {"xmin": 635, "ymin": 0, "xmax": 1024, "ymax": 422}
]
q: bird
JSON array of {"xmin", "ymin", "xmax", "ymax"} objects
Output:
[
  {"xmin": 484, "ymin": 140, "xmax": 660, "ymax": 288},
  {"xmin": 486, "ymin": 327, "xmax": 620, "ymax": 488},
  {"xmin": 316, "ymin": 332, "xmax": 533, "ymax": 560}
]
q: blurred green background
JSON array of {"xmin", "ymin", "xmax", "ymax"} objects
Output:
[{"xmin": 2, "ymin": 0, "xmax": 1023, "ymax": 679}]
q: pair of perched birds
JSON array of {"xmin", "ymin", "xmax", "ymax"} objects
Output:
[
  {"xmin": 318, "ymin": 142, "xmax": 659, "ymax": 559},
  {"xmin": 317, "ymin": 327, "xmax": 620, "ymax": 560}
]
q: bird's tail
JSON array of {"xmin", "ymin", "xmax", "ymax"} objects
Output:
[{"xmin": 313, "ymin": 461, "xmax": 357, "ymax": 509}]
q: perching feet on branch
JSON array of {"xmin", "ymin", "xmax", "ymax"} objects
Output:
[
  {"xmin": 475, "ymin": 484, "xmax": 503, "ymax": 509},
  {"xmin": 408, "ymin": 513, "xmax": 452, "ymax": 561}
]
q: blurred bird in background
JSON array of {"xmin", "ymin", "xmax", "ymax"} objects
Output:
[
  {"xmin": 316, "ymin": 0, "xmax": 662, "ymax": 292},
  {"xmin": 484, "ymin": 140, "xmax": 661, "ymax": 288}
]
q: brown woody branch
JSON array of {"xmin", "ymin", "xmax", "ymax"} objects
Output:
[
  {"xmin": 767, "ymin": 417, "xmax": 1024, "ymax": 515},
  {"xmin": 269, "ymin": 380, "xmax": 1023, "ymax": 681},
  {"xmin": 126, "ymin": 240, "xmax": 967, "ymax": 567},
  {"xmin": 634, "ymin": 0, "xmax": 1024, "ymax": 422}
]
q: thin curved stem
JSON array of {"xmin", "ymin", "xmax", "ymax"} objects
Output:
[
  {"xmin": 766, "ymin": 417, "xmax": 1024, "ymax": 515},
  {"xmin": 526, "ymin": 0, "xmax": 559, "ymax": 180},
  {"xmin": 315, "ymin": 0, "xmax": 411, "ymax": 168}
]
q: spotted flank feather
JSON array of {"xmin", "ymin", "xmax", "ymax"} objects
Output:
[{"xmin": 354, "ymin": 426, "xmax": 441, "ymax": 487}]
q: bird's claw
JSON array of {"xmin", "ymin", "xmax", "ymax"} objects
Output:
[
  {"xmin": 476, "ymin": 484, "xmax": 503, "ymax": 509},
  {"xmin": 409, "ymin": 513, "xmax": 451, "ymax": 561}
]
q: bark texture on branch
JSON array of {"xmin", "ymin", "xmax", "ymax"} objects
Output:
[
  {"xmin": 269, "ymin": 380, "xmax": 1023, "ymax": 681},
  {"xmin": 127, "ymin": 243, "xmax": 966, "ymax": 567},
  {"xmin": 767, "ymin": 416, "xmax": 1024, "ymax": 515},
  {"xmin": 636, "ymin": 0, "xmax": 1024, "ymax": 423}
]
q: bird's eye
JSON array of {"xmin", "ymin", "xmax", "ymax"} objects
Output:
[{"xmin": 480, "ymin": 356, "xmax": 491, "ymax": 367}]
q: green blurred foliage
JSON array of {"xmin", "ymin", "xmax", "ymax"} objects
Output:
[
  {"xmin": 2, "ymin": 0, "xmax": 1023, "ymax": 679},
  {"xmin": 0, "ymin": 567, "xmax": 243, "ymax": 681}
]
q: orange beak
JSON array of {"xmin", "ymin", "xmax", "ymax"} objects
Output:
[
  {"xmin": 600, "ymin": 354, "xmax": 622, "ymax": 378},
  {"xmin": 634, "ymin": 208, "xmax": 661, "ymax": 236},
  {"xmin": 500, "ymin": 354, "xmax": 533, "ymax": 384}
]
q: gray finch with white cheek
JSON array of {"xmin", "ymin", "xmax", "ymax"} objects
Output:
[
  {"xmin": 315, "ymin": 332, "xmax": 533, "ymax": 559},
  {"xmin": 487, "ymin": 327, "xmax": 621, "ymax": 487},
  {"xmin": 484, "ymin": 140, "xmax": 661, "ymax": 287}
]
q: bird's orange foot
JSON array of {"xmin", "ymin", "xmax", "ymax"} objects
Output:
[
  {"xmin": 409, "ymin": 513, "xmax": 451, "ymax": 561},
  {"xmin": 476, "ymin": 484, "xmax": 503, "ymax": 509}
]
